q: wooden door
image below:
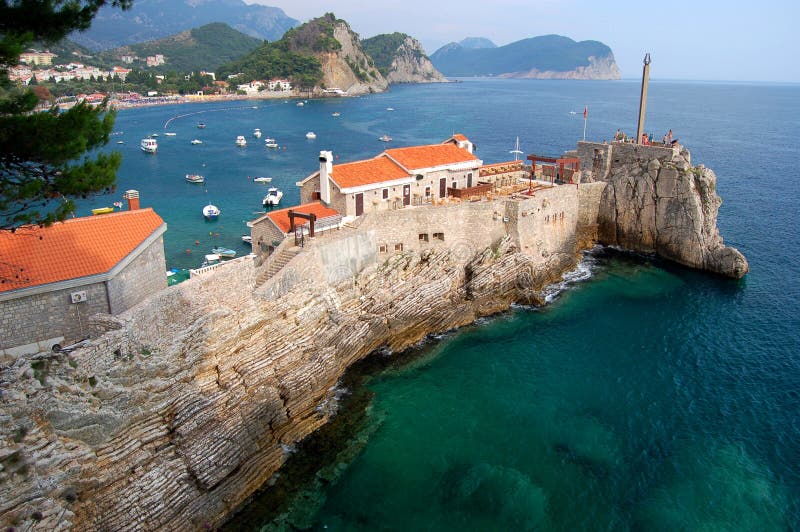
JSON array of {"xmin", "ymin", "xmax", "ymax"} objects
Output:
[
  {"xmin": 467, "ymin": 172, "xmax": 473, "ymax": 188},
  {"xmin": 439, "ymin": 178, "xmax": 446, "ymax": 198},
  {"xmin": 355, "ymin": 193, "xmax": 364, "ymax": 216},
  {"xmin": 403, "ymin": 184, "xmax": 410, "ymax": 206}
]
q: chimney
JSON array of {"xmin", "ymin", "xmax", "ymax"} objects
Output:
[
  {"xmin": 318, "ymin": 151, "xmax": 333, "ymax": 205},
  {"xmin": 123, "ymin": 189, "xmax": 140, "ymax": 210}
]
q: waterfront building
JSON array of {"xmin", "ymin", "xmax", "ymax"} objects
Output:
[
  {"xmin": 248, "ymin": 202, "xmax": 343, "ymax": 253},
  {"xmin": 0, "ymin": 192, "xmax": 167, "ymax": 358}
]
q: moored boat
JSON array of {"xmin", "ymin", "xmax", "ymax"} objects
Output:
[
  {"xmin": 253, "ymin": 128, "xmax": 262, "ymax": 138},
  {"xmin": 305, "ymin": 131, "xmax": 316, "ymax": 139},
  {"xmin": 241, "ymin": 235, "xmax": 253, "ymax": 245},
  {"xmin": 190, "ymin": 139, "xmax": 202, "ymax": 145},
  {"xmin": 262, "ymin": 187, "xmax": 283, "ymax": 207},
  {"xmin": 211, "ymin": 247, "xmax": 236, "ymax": 258},
  {"xmin": 203, "ymin": 204, "xmax": 220, "ymax": 219},
  {"xmin": 140, "ymin": 137, "xmax": 158, "ymax": 153},
  {"xmin": 185, "ymin": 174, "xmax": 205, "ymax": 183},
  {"xmin": 332, "ymin": 112, "xmax": 340, "ymax": 117},
  {"xmin": 197, "ymin": 122, "xmax": 206, "ymax": 129},
  {"xmin": 253, "ymin": 176, "xmax": 272, "ymax": 183},
  {"xmin": 265, "ymin": 137, "xmax": 278, "ymax": 148},
  {"xmin": 164, "ymin": 132, "xmax": 176, "ymax": 136},
  {"xmin": 92, "ymin": 207, "xmax": 114, "ymax": 215},
  {"xmin": 379, "ymin": 134, "xmax": 392, "ymax": 142},
  {"xmin": 236, "ymin": 135, "xmax": 247, "ymax": 147}
]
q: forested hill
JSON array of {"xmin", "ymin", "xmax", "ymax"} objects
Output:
[
  {"xmin": 97, "ymin": 23, "xmax": 263, "ymax": 73},
  {"xmin": 430, "ymin": 34, "xmax": 621, "ymax": 79},
  {"xmin": 70, "ymin": 0, "xmax": 298, "ymax": 51}
]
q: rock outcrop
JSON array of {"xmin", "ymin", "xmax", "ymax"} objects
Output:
[
  {"xmin": 361, "ymin": 33, "xmax": 447, "ymax": 84},
  {"xmin": 319, "ymin": 21, "xmax": 388, "ymax": 95},
  {"xmin": 588, "ymin": 144, "xmax": 749, "ymax": 278},
  {"xmin": 500, "ymin": 54, "xmax": 621, "ymax": 80}
]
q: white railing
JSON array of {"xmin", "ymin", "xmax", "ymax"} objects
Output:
[{"xmin": 190, "ymin": 253, "xmax": 255, "ymax": 278}]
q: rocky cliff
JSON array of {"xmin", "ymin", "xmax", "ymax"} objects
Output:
[
  {"xmin": 319, "ymin": 19, "xmax": 388, "ymax": 94},
  {"xmin": 361, "ymin": 33, "xmax": 448, "ymax": 84},
  {"xmin": 578, "ymin": 142, "xmax": 749, "ymax": 278},
  {"xmin": 499, "ymin": 54, "xmax": 621, "ymax": 80}
]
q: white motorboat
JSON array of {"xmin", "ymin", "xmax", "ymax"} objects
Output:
[
  {"xmin": 332, "ymin": 112, "xmax": 340, "ymax": 117},
  {"xmin": 140, "ymin": 137, "xmax": 157, "ymax": 153},
  {"xmin": 265, "ymin": 137, "xmax": 278, "ymax": 148},
  {"xmin": 242, "ymin": 235, "xmax": 253, "ymax": 245},
  {"xmin": 211, "ymin": 247, "xmax": 236, "ymax": 258},
  {"xmin": 197, "ymin": 122, "xmax": 206, "ymax": 129},
  {"xmin": 203, "ymin": 204, "xmax": 220, "ymax": 219},
  {"xmin": 185, "ymin": 174, "xmax": 205, "ymax": 184},
  {"xmin": 164, "ymin": 132, "xmax": 176, "ymax": 136},
  {"xmin": 379, "ymin": 134, "xmax": 392, "ymax": 142},
  {"xmin": 262, "ymin": 187, "xmax": 283, "ymax": 207},
  {"xmin": 190, "ymin": 139, "xmax": 202, "ymax": 145},
  {"xmin": 236, "ymin": 135, "xmax": 247, "ymax": 147},
  {"xmin": 253, "ymin": 128, "xmax": 262, "ymax": 138},
  {"xmin": 386, "ymin": 107, "xmax": 395, "ymax": 111},
  {"xmin": 253, "ymin": 176, "xmax": 272, "ymax": 183},
  {"xmin": 305, "ymin": 131, "xmax": 316, "ymax": 139},
  {"xmin": 296, "ymin": 101, "xmax": 304, "ymax": 107}
]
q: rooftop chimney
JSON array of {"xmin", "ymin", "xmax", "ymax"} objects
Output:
[
  {"xmin": 123, "ymin": 190, "xmax": 140, "ymax": 210},
  {"xmin": 319, "ymin": 151, "xmax": 333, "ymax": 205}
]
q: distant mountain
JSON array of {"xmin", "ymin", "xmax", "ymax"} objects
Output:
[
  {"xmin": 96, "ymin": 23, "xmax": 263, "ymax": 73},
  {"xmin": 70, "ymin": 0, "xmax": 298, "ymax": 51},
  {"xmin": 361, "ymin": 33, "xmax": 447, "ymax": 84},
  {"xmin": 431, "ymin": 34, "xmax": 621, "ymax": 80},
  {"xmin": 219, "ymin": 13, "xmax": 387, "ymax": 95},
  {"xmin": 458, "ymin": 37, "xmax": 496, "ymax": 49}
]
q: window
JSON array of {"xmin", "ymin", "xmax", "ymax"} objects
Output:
[
  {"xmin": 379, "ymin": 244, "xmax": 388, "ymax": 253},
  {"xmin": 433, "ymin": 232, "xmax": 444, "ymax": 241},
  {"xmin": 394, "ymin": 243, "xmax": 403, "ymax": 252},
  {"xmin": 419, "ymin": 233, "xmax": 429, "ymax": 242},
  {"xmin": 382, "ymin": 188, "xmax": 389, "ymax": 200},
  {"xmin": 312, "ymin": 191, "xmax": 321, "ymax": 200},
  {"xmin": 452, "ymin": 182, "xmax": 457, "ymax": 189},
  {"xmin": 425, "ymin": 186, "xmax": 431, "ymax": 197}
]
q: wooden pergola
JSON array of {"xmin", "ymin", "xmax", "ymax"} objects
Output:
[{"xmin": 526, "ymin": 154, "xmax": 581, "ymax": 191}]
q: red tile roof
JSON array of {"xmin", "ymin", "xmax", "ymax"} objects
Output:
[
  {"xmin": 452, "ymin": 133, "xmax": 468, "ymax": 141},
  {"xmin": 0, "ymin": 209, "xmax": 164, "ymax": 293},
  {"xmin": 385, "ymin": 143, "xmax": 478, "ymax": 171},
  {"xmin": 331, "ymin": 155, "xmax": 410, "ymax": 188},
  {"xmin": 267, "ymin": 202, "xmax": 340, "ymax": 234}
]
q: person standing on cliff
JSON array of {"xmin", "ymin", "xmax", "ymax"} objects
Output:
[
  {"xmin": 615, "ymin": 129, "xmax": 621, "ymax": 141},
  {"xmin": 668, "ymin": 129, "xmax": 673, "ymax": 143}
]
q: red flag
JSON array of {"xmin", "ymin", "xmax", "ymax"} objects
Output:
[{"xmin": 583, "ymin": 106, "xmax": 588, "ymax": 119}]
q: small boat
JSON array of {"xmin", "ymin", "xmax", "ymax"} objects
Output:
[
  {"xmin": 253, "ymin": 176, "xmax": 272, "ymax": 183},
  {"xmin": 296, "ymin": 102, "xmax": 304, "ymax": 107},
  {"xmin": 386, "ymin": 107, "xmax": 395, "ymax": 111},
  {"xmin": 190, "ymin": 139, "xmax": 202, "ymax": 145},
  {"xmin": 201, "ymin": 254, "xmax": 220, "ymax": 267},
  {"xmin": 305, "ymin": 131, "xmax": 316, "ymax": 139},
  {"xmin": 253, "ymin": 128, "xmax": 262, "ymax": 138},
  {"xmin": 140, "ymin": 137, "xmax": 157, "ymax": 153},
  {"xmin": 92, "ymin": 207, "xmax": 114, "ymax": 215},
  {"xmin": 379, "ymin": 134, "xmax": 392, "ymax": 142},
  {"xmin": 569, "ymin": 110, "xmax": 577, "ymax": 115},
  {"xmin": 197, "ymin": 122, "xmax": 206, "ymax": 129},
  {"xmin": 113, "ymin": 201, "xmax": 123, "ymax": 209},
  {"xmin": 211, "ymin": 247, "xmax": 236, "ymax": 258},
  {"xmin": 332, "ymin": 112, "xmax": 340, "ymax": 117},
  {"xmin": 236, "ymin": 135, "xmax": 247, "ymax": 147},
  {"xmin": 265, "ymin": 141, "xmax": 278, "ymax": 148},
  {"xmin": 117, "ymin": 140, "xmax": 124, "ymax": 144},
  {"xmin": 242, "ymin": 235, "xmax": 253, "ymax": 245},
  {"xmin": 164, "ymin": 132, "xmax": 177, "ymax": 136},
  {"xmin": 185, "ymin": 174, "xmax": 205, "ymax": 183},
  {"xmin": 151, "ymin": 133, "xmax": 159, "ymax": 137},
  {"xmin": 262, "ymin": 187, "xmax": 283, "ymax": 207},
  {"xmin": 203, "ymin": 204, "xmax": 220, "ymax": 219}
]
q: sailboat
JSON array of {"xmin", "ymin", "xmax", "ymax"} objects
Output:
[{"xmin": 509, "ymin": 137, "xmax": 523, "ymax": 161}]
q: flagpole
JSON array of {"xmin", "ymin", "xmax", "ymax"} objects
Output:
[{"xmin": 582, "ymin": 106, "xmax": 587, "ymax": 141}]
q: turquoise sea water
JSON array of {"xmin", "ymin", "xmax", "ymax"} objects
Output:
[{"xmin": 88, "ymin": 80, "xmax": 800, "ymax": 529}]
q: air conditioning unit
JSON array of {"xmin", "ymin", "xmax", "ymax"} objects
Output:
[{"xmin": 70, "ymin": 291, "xmax": 88, "ymax": 304}]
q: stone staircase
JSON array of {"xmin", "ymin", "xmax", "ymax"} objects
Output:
[{"xmin": 255, "ymin": 245, "xmax": 301, "ymax": 288}]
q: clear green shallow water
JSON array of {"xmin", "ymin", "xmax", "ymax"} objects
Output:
[{"xmin": 92, "ymin": 79, "xmax": 800, "ymax": 529}]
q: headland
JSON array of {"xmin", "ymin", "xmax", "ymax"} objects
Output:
[{"xmin": 0, "ymin": 140, "xmax": 747, "ymax": 530}]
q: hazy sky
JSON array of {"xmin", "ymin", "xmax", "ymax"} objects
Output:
[{"xmin": 245, "ymin": 0, "xmax": 799, "ymax": 82}]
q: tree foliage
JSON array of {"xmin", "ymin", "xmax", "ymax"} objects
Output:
[{"xmin": 0, "ymin": 0, "xmax": 131, "ymax": 229}]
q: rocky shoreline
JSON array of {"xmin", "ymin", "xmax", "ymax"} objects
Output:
[{"xmin": 0, "ymin": 143, "xmax": 747, "ymax": 530}]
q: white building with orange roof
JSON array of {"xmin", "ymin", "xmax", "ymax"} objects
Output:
[
  {"xmin": 0, "ymin": 192, "xmax": 167, "ymax": 358},
  {"xmin": 296, "ymin": 134, "xmax": 482, "ymax": 217}
]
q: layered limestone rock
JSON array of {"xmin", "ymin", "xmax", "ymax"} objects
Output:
[
  {"xmin": 596, "ymin": 147, "xmax": 749, "ymax": 278},
  {"xmin": 383, "ymin": 36, "xmax": 448, "ymax": 84},
  {"xmin": 0, "ymin": 233, "xmax": 575, "ymax": 531},
  {"xmin": 319, "ymin": 23, "xmax": 388, "ymax": 95},
  {"xmin": 500, "ymin": 54, "xmax": 621, "ymax": 80}
]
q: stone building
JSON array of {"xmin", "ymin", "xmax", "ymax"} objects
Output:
[
  {"xmin": 248, "ymin": 202, "xmax": 342, "ymax": 255},
  {"xmin": 0, "ymin": 197, "xmax": 167, "ymax": 358},
  {"xmin": 296, "ymin": 134, "xmax": 483, "ymax": 216}
]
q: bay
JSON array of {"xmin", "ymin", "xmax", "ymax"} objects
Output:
[{"xmin": 87, "ymin": 79, "xmax": 800, "ymax": 529}]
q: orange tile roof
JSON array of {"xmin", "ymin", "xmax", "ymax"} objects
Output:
[
  {"xmin": 385, "ymin": 143, "xmax": 478, "ymax": 171},
  {"xmin": 0, "ymin": 209, "xmax": 164, "ymax": 293},
  {"xmin": 452, "ymin": 133, "xmax": 468, "ymax": 141},
  {"xmin": 331, "ymin": 154, "xmax": 410, "ymax": 188},
  {"xmin": 267, "ymin": 202, "xmax": 340, "ymax": 234}
]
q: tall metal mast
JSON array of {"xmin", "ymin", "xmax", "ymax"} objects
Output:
[{"xmin": 636, "ymin": 53, "xmax": 651, "ymax": 145}]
